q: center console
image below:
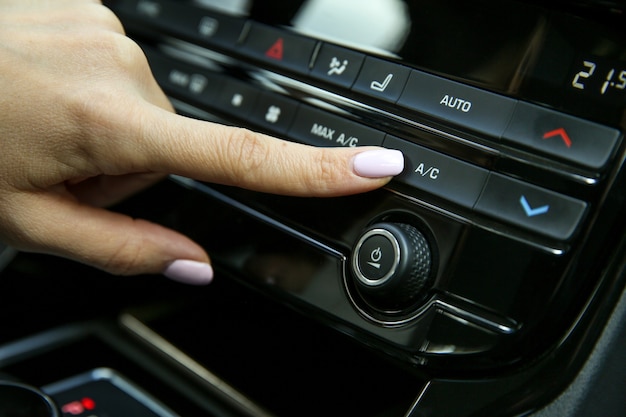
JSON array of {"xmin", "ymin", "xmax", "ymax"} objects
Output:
[{"xmin": 1, "ymin": 0, "xmax": 625, "ymax": 416}]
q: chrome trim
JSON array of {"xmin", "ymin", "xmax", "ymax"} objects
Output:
[
  {"xmin": 351, "ymin": 228, "xmax": 401, "ymax": 287},
  {"xmin": 120, "ymin": 314, "xmax": 273, "ymax": 417},
  {"xmin": 434, "ymin": 300, "xmax": 518, "ymax": 335}
]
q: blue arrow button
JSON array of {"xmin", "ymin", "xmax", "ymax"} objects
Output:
[{"xmin": 520, "ymin": 195, "xmax": 550, "ymax": 217}]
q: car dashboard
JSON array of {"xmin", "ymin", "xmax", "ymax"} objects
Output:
[{"xmin": 1, "ymin": 0, "xmax": 625, "ymax": 416}]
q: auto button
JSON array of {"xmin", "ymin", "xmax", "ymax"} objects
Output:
[{"xmin": 397, "ymin": 70, "xmax": 517, "ymax": 138}]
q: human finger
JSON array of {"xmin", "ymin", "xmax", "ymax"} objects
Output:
[
  {"xmin": 88, "ymin": 103, "xmax": 404, "ymax": 198},
  {"xmin": 1, "ymin": 189, "xmax": 213, "ymax": 284}
]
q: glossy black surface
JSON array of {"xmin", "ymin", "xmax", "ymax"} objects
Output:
[
  {"xmin": 1, "ymin": 0, "xmax": 624, "ymax": 416},
  {"xmin": 117, "ymin": 0, "xmax": 626, "ymax": 124},
  {"xmin": 0, "ymin": 382, "xmax": 60, "ymax": 417},
  {"xmin": 101, "ymin": 1, "xmax": 626, "ymax": 415}
]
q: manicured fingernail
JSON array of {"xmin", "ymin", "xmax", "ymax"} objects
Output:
[
  {"xmin": 353, "ymin": 149, "xmax": 404, "ymax": 178},
  {"xmin": 163, "ymin": 260, "xmax": 213, "ymax": 285}
]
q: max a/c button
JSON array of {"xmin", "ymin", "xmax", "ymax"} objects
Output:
[
  {"xmin": 288, "ymin": 106, "xmax": 385, "ymax": 148},
  {"xmin": 474, "ymin": 173, "xmax": 587, "ymax": 240}
]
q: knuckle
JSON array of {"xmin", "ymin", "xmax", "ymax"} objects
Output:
[
  {"xmin": 95, "ymin": 4, "xmax": 126, "ymax": 34},
  {"xmin": 99, "ymin": 32, "xmax": 146, "ymax": 72},
  {"xmin": 60, "ymin": 38, "xmax": 150, "ymax": 166},
  {"xmin": 224, "ymin": 128, "xmax": 272, "ymax": 182},
  {"xmin": 305, "ymin": 148, "xmax": 343, "ymax": 193},
  {"xmin": 100, "ymin": 229, "xmax": 146, "ymax": 276}
]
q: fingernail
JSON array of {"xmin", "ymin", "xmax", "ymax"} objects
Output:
[
  {"xmin": 353, "ymin": 149, "xmax": 404, "ymax": 178},
  {"xmin": 163, "ymin": 260, "xmax": 214, "ymax": 285}
]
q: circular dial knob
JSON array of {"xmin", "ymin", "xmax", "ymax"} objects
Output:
[
  {"xmin": 350, "ymin": 222, "xmax": 433, "ymax": 312},
  {"xmin": 0, "ymin": 381, "xmax": 61, "ymax": 417}
]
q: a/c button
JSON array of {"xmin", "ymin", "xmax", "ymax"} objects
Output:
[{"xmin": 383, "ymin": 135, "xmax": 489, "ymax": 209}]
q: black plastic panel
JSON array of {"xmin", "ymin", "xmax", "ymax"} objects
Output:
[{"xmin": 98, "ymin": 1, "xmax": 626, "ymax": 416}]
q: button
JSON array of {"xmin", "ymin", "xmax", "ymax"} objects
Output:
[
  {"xmin": 214, "ymin": 78, "xmax": 260, "ymax": 119},
  {"xmin": 249, "ymin": 92, "xmax": 300, "ymax": 135},
  {"xmin": 502, "ymin": 101, "xmax": 621, "ymax": 169},
  {"xmin": 351, "ymin": 223, "xmax": 434, "ymax": 313},
  {"xmin": 288, "ymin": 106, "xmax": 385, "ymax": 147},
  {"xmin": 309, "ymin": 43, "xmax": 366, "ymax": 89},
  {"xmin": 356, "ymin": 232, "xmax": 398, "ymax": 284},
  {"xmin": 113, "ymin": 0, "xmax": 245, "ymax": 49},
  {"xmin": 351, "ymin": 56, "xmax": 411, "ymax": 103},
  {"xmin": 383, "ymin": 135, "xmax": 489, "ymax": 209},
  {"xmin": 397, "ymin": 70, "xmax": 517, "ymax": 138},
  {"xmin": 239, "ymin": 23, "xmax": 318, "ymax": 74},
  {"xmin": 143, "ymin": 47, "xmax": 223, "ymax": 106},
  {"xmin": 474, "ymin": 173, "xmax": 587, "ymax": 240}
]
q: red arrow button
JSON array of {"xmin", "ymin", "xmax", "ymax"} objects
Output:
[{"xmin": 542, "ymin": 127, "xmax": 572, "ymax": 148}]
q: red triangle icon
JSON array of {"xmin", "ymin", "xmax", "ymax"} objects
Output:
[{"xmin": 265, "ymin": 38, "xmax": 284, "ymax": 60}]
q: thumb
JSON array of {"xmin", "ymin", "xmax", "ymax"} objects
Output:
[{"xmin": 4, "ymin": 191, "xmax": 213, "ymax": 285}]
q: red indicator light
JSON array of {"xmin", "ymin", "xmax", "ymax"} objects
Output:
[
  {"xmin": 81, "ymin": 397, "xmax": 96, "ymax": 410},
  {"xmin": 61, "ymin": 397, "xmax": 96, "ymax": 415}
]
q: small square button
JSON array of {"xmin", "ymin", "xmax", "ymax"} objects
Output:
[
  {"xmin": 352, "ymin": 56, "xmax": 411, "ymax": 103},
  {"xmin": 310, "ymin": 43, "xmax": 365, "ymax": 89}
]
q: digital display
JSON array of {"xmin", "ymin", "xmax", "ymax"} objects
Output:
[{"xmin": 568, "ymin": 56, "xmax": 626, "ymax": 105}]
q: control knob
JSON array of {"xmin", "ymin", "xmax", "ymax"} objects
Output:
[{"xmin": 350, "ymin": 222, "xmax": 433, "ymax": 313}]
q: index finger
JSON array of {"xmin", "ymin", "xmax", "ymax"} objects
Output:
[{"xmin": 97, "ymin": 102, "xmax": 404, "ymax": 197}]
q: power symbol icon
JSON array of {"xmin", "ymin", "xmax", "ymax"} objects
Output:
[{"xmin": 368, "ymin": 247, "xmax": 382, "ymax": 269}]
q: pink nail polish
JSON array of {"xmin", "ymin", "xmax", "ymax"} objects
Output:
[
  {"xmin": 163, "ymin": 260, "xmax": 214, "ymax": 285},
  {"xmin": 353, "ymin": 149, "xmax": 404, "ymax": 178}
]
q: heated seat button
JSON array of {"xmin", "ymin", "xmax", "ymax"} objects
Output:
[
  {"xmin": 383, "ymin": 135, "xmax": 489, "ymax": 209},
  {"xmin": 239, "ymin": 23, "xmax": 318, "ymax": 74},
  {"xmin": 474, "ymin": 173, "xmax": 587, "ymax": 240},
  {"xmin": 288, "ymin": 105, "xmax": 385, "ymax": 147},
  {"xmin": 502, "ymin": 101, "xmax": 621, "ymax": 169},
  {"xmin": 352, "ymin": 56, "xmax": 411, "ymax": 103},
  {"xmin": 397, "ymin": 70, "xmax": 517, "ymax": 138},
  {"xmin": 310, "ymin": 43, "xmax": 366, "ymax": 89}
]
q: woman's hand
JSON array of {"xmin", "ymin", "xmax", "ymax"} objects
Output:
[{"xmin": 0, "ymin": 0, "xmax": 403, "ymax": 284}]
